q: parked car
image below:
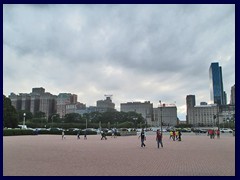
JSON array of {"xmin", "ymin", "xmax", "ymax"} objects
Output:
[
  {"xmin": 220, "ymin": 128, "xmax": 233, "ymax": 133},
  {"xmin": 181, "ymin": 128, "xmax": 192, "ymax": 132},
  {"xmin": 193, "ymin": 129, "xmax": 207, "ymax": 133}
]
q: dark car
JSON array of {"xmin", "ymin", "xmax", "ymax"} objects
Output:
[{"xmin": 193, "ymin": 129, "xmax": 207, "ymax": 133}]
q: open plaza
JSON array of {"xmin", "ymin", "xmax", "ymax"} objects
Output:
[{"xmin": 3, "ymin": 133, "xmax": 235, "ymax": 176}]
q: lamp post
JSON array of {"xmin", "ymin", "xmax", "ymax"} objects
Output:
[
  {"xmin": 86, "ymin": 118, "xmax": 88, "ymax": 129},
  {"xmin": 159, "ymin": 100, "xmax": 163, "ymax": 134},
  {"xmin": 99, "ymin": 121, "xmax": 101, "ymax": 130},
  {"xmin": 23, "ymin": 113, "xmax": 26, "ymax": 126},
  {"xmin": 133, "ymin": 117, "xmax": 137, "ymax": 129},
  {"xmin": 51, "ymin": 115, "xmax": 56, "ymax": 128}
]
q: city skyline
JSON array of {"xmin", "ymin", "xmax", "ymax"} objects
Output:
[{"xmin": 3, "ymin": 4, "xmax": 235, "ymax": 120}]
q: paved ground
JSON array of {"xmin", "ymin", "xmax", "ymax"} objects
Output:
[{"xmin": 3, "ymin": 133, "xmax": 235, "ymax": 176}]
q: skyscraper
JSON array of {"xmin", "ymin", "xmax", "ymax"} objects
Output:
[
  {"xmin": 209, "ymin": 62, "xmax": 224, "ymax": 105},
  {"xmin": 186, "ymin": 95, "xmax": 196, "ymax": 124},
  {"xmin": 230, "ymin": 84, "xmax": 235, "ymax": 105}
]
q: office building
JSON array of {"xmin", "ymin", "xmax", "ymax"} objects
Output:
[
  {"xmin": 120, "ymin": 101, "xmax": 153, "ymax": 125},
  {"xmin": 209, "ymin": 62, "xmax": 225, "ymax": 105},
  {"xmin": 96, "ymin": 96, "xmax": 115, "ymax": 112},
  {"xmin": 230, "ymin": 84, "xmax": 235, "ymax": 105},
  {"xmin": 153, "ymin": 104, "xmax": 178, "ymax": 127},
  {"xmin": 186, "ymin": 95, "xmax": 196, "ymax": 124}
]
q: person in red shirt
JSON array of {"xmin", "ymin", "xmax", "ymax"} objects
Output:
[
  {"xmin": 156, "ymin": 129, "xmax": 163, "ymax": 148},
  {"xmin": 216, "ymin": 129, "xmax": 220, "ymax": 139},
  {"xmin": 172, "ymin": 131, "xmax": 176, "ymax": 141}
]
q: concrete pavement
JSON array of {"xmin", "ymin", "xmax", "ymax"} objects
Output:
[{"xmin": 3, "ymin": 133, "xmax": 235, "ymax": 176}]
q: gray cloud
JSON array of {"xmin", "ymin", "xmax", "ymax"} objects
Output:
[{"xmin": 3, "ymin": 4, "xmax": 235, "ymax": 120}]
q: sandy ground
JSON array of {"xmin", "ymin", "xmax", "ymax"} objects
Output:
[{"xmin": 3, "ymin": 133, "xmax": 235, "ymax": 176}]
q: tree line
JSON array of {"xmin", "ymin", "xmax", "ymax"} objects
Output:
[{"xmin": 3, "ymin": 95, "xmax": 145, "ymax": 128}]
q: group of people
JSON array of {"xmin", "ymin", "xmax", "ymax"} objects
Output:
[
  {"xmin": 169, "ymin": 130, "xmax": 182, "ymax": 141},
  {"xmin": 61, "ymin": 130, "xmax": 87, "ymax": 140},
  {"xmin": 208, "ymin": 129, "xmax": 220, "ymax": 139},
  {"xmin": 139, "ymin": 128, "xmax": 163, "ymax": 149},
  {"xmin": 77, "ymin": 130, "xmax": 87, "ymax": 140}
]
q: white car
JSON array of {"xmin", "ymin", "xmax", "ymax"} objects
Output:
[{"xmin": 220, "ymin": 128, "xmax": 233, "ymax": 133}]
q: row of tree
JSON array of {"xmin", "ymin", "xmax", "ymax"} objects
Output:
[{"xmin": 3, "ymin": 95, "xmax": 146, "ymax": 128}]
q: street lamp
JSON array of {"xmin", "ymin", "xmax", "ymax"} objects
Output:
[
  {"xmin": 133, "ymin": 117, "xmax": 137, "ymax": 129},
  {"xmin": 51, "ymin": 115, "xmax": 56, "ymax": 128},
  {"xmin": 86, "ymin": 118, "xmax": 88, "ymax": 129},
  {"xmin": 159, "ymin": 100, "xmax": 163, "ymax": 134},
  {"xmin": 23, "ymin": 113, "xmax": 26, "ymax": 126}
]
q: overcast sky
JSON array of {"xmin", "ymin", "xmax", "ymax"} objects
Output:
[{"xmin": 3, "ymin": 4, "xmax": 235, "ymax": 120}]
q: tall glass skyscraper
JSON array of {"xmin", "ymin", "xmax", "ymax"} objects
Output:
[{"xmin": 209, "ymin": 62, "xmax": 224, "ymax": 105}]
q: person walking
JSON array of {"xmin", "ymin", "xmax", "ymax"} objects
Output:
[
  {"xmin": 175, "ymin": 130, "xmax": 179, "ymax": 141},
  {"xmin": 101, "ymin": 130, "xmax": 107, "ymax": 140},
  {"xmin": 172, "ymin": 131, "xmax": 176, "ymax": 141},
  {"xmin": 111, "ymin": 129, "xmax": 114, "ymax": 138},
  {"xmin": 84, "ymin": 130, "xmax": 87, "ymax": 140},
  {"xmin": 62, "ymin": 130, "xmax": 65, "ymax": 140},
  {"xmin": 178, "ymin": 130, "xmax": 182, "ymax": 141},
  {"xmin": 216, "ymin": 129, "xmax": 220, "ymax": 139},
  {"xmin": 169, "ymin": 131, "xmax": 173, "ymax": 140},
  {"xmin": 77, "ymin": 130, "xmax": 80, "ymax": 140},
  {"xmin": 138, "ymin": 128, "xmax": 146, "ymax": 147},
  {"xmin": 156, "ymin": 129, "xmax": 163, "ymax": 148}
]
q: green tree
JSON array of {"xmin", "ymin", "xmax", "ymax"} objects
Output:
[
  {"xmin": 64, "ymin": 113, "xmax": 82, "ymax": 123},
  {"xmin": 34, "ymin": 111, "xmax": 46, "ymax": 118},
  {"xmin": 3, "ymin": 95, "xmax": 18, "ymax": 128}
]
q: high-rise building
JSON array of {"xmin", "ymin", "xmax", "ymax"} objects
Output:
[
  {"xmin": 223, "ymin": 91, "xmax": 227, "ymax": 105},
  {"xmin": 96, "ymin": 96, "xmax": 115, "ymax": 112},
  {"xmin": 230, "ymin": 84, "xmax": 235, "ymax": 105},
  {"xmin": 56, "ymin": 93, "xmax": 75, "ymax": 118},
  {"xmin": 39, "ymin": 92, "xmax": 56, "ymax": 119},
  {"xmin": 209, "ymin": 62, "xmax": 224, "ymax": 105},
  {"xmin": 8, "ymin": 88, "xmax": 56, "ymax": 119},
  {"xmin": 186, "ymin": 95, "xmax": 196, "ymax": 124}
]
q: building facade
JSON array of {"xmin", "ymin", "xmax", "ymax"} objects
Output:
[
  {"xmin": 8, "ymin": 87, "xmax": 56, "ymax": 120},
  {"xmin": 66, "ymin": 102, "xmax": 86, "ymax": 114},
  {"xmin": 153, "ymin": 104, "xmax": 178, "ymax": 127},
  {"xmin": 96, "ymin": 96, "xmax": 115, "ymax": 113},
  {"xmin": 187, "ymin": 104, "xmax": 218, "ymax": 127},
  {"xmin": 120, "ymin": 101, "xmax": 153, "ymax": 125},
  {"xmin": 56, "ymin": 93, "xmax": 77, "ymax": 118}
]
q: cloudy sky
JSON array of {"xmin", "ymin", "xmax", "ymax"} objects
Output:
[{"xmin": 3, "ymin": 4, "xmax": 235, "ymax": 120}]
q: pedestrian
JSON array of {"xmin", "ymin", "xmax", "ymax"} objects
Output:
[
  {"xmin": 156, "ymin": 129, "xmax": 163, "ymax": 148},
  {"xmin": 101, "ymin": 130, "xmax": 107, "ymax": 140},
  {"xmin": 178, "ymin": 130, "xmax": 182, "ymax": 141},
  {"xmin": 175, "ymin": 130, "xmax": 179, "ymax": 141},
  {"xmin": 138, "ymin": 128, "xmax": 146, "ymax": 147},
  {"xmin": 111, "ymin": 129, "xmax": 114, "ymax": 138},
  {"xmin": 84, "ymin": 130, "xmax": 87, "ymax": 140},
  {"xmin": 212, "ymin": 129, "xmax": 215, "ymax": 139},
  {"xmin": 62, "ymin": 130, "xmax": 65, "ymax": 140},
  {"xmin": 114, "ymin": 128, "xmax": 117, "ymax": 138},
  {"xmin": 172, "ymin": 131, "xmax": 176, "ymax": 141},
  {"xmin": 216, "ymin": 129, "xmax": 220, "ymax": 139},
  {"xmin": 169, "ymin": 131, "xmax": 173, "ymax": 140},
  {"xmin": 209, "ymin": 129, "xmax": 213, "ymax": 139},
  {"xmin": 77, "ymin": 130, "xmax": 80, "ymax": 140}
]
